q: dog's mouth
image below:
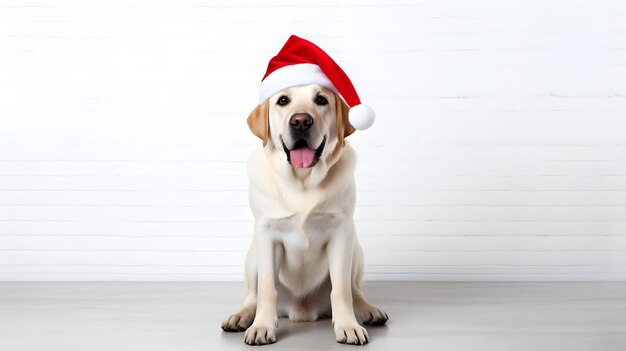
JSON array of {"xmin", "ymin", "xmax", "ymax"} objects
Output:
[{"xmin": 281, "ymin": 136, "xmax": 326, "ymax": 169}]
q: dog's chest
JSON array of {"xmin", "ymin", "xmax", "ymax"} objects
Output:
[{"xmin": 268, "ymin": 212, "xmax": 340, "ymax": 268}]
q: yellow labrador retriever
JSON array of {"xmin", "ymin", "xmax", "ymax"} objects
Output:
[{"xmin": 221, "ymin": 84, "xmax": 388, "ymax": 345}]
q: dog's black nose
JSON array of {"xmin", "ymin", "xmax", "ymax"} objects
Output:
[{"xmin": 289, "ymin": 113, "xmax": 314, "ymax": 131}]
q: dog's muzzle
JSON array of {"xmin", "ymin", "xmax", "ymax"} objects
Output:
[{"xmin": 282, "ymin": 136, "xmax": 326, "ymax": 169}]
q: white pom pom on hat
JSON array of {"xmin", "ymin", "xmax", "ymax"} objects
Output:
[
  {"xmin": 258, "ymin": 35, "xmax": 374, "ymax": 130},
  {"xmin": 347, "ymin": 103, "xmax": 375, "ymax": 130}
]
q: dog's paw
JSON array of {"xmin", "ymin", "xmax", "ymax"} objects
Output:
[
  {"xmin": 356, "ymin": 304, "xmax": 389, "ymax": 326},
  {"xmin": 244, "ymin": 322, "xmax": 277, "ymax": 345},
  {"xmin": 334, "ymin": 323, "xmax": 369, "ymax": 345},
  {"xmin": 221, "ymin": 309, "xmax": 255, "ymax": 332}
]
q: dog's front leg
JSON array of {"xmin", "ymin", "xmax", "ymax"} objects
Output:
[
  {"xmin": 327, "ymin": 223, "xmax": 368, "ymax": 345},
  {"xmin": 244, "ymin": 224, "xmax": 280, "ymax": 345}
]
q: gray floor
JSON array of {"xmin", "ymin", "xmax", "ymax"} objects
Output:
[{"xmin": 0, "ymin": 282, "xmax": 625, "ymax": 351}]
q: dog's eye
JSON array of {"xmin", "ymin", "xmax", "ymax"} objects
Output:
[
  {"xmin": 277, "ymin": 96, "xmax": 290, "ymax": 106},
  {"xmin": 314, "ymin": 95, "xmax": 328, "ymax": 106}
]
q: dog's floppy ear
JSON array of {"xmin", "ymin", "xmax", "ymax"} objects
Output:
[
  {"xmin": 335, "ymin": 96, "xmax": 355, "ymax": 147},
  {"xmin": 247, "ymin": 100, "xmax": 270, "ymax": 147}
]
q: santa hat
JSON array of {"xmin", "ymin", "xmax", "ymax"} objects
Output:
[{"xmin": 259, "ymin": 35, "xmax": 375, "ymax": 130}]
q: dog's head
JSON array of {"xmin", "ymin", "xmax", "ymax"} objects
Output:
[{"xmin": 247, "ymin": 84, "xmax": 355, "ymax": 169}]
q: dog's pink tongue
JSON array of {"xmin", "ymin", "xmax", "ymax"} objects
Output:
[{"xmin": 290, "ymin": 148, "xmax": 315, "ymax": 168}]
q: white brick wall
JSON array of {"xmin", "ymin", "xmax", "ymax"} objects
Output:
[{"xmin": 1, "ymin": 0, "xmax": 625, "ymax": 281}]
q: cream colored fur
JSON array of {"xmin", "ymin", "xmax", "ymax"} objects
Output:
[{"xmin": 221, "ymin": 84, "xmax": 388, "ymax": 345}]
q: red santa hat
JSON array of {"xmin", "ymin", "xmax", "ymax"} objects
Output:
[{"xmin": 259, "ymin": 35, "xmax": 375, "ymax": 130}]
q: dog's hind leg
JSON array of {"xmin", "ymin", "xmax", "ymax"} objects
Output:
[
  {"xmin": 352, "ymin": 283, "xmax": 389, "ymax": 326},
  {"xmin": 221, "ymin": 243, "xmax": 258, "ymax": 332},
  {"xmin": 351, "ymin": 244, "xmax": 389, "ymax": 326}
]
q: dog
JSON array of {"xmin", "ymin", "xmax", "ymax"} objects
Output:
[{"xmin": 221, "ymin": 83, "xmax": 388, "ymax": 345}]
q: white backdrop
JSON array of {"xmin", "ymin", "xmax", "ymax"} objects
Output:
[{"xmin": 1, "ymin": 0, "xmax": 625, "ymax": 281}]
